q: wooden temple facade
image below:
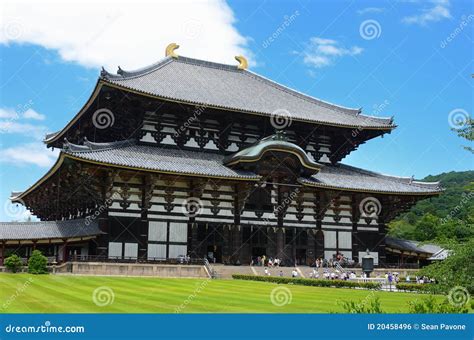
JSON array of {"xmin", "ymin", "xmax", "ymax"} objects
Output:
[{"xmin": 1, "ymin": 45, "xmax": 442, "ymax": 266}]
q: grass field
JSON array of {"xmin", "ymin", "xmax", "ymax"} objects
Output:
[{"xmin": 0, "ymin": 273, "xmax": 439, "ymax": 313}]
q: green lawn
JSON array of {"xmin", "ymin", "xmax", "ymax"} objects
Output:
[{"xmin": 0, "ymin": 273, "xmax": 437, "ymax": 313}]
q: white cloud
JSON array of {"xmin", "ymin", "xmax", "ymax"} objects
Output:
[
  {"xmin": 357, "ymin": 7, "xmax": 386, "ymax": 15},
  {"xmin": 22, "ymin": 109, "xmax": 46, "ymax": 120},
  {"xmin": 402, "ymin": 0, "xmax": 451, "ymax": 26},
  {"xmin": 0, "ymin": 143, "xmax": 59, "ymax": 167},
  {"xmin": 0, "ymin": 107, "xmax": 45, "ymax": 121},
  {"xmin": 0, "ymin": 0, "xmax": 251, "ymax": 70},
  {"xmin": 0, "ymin": 108, "xmax": 19, "ymax": 119},
  {"xmin": 0, "ymin": 121, "xmax": 49, "ymax": 139},
  {"xmin": 302, "ymin": 37, "xmax": 363, "ymax": 69}
]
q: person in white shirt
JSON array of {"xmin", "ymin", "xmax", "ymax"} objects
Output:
[{"xmin": 264, "ymin": 268, "xmax": 270, "ymax": 276}]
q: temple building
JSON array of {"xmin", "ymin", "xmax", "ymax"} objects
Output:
[{"xmin": 1, "ymin": 44, "xmax": 442, "ymax": 267}]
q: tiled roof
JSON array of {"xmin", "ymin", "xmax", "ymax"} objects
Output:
[
  {"xmin": 63, "ymin": 140, "xmax": 260, "ymax": 180},
  {"xmin": 301, "ymin": 164, "xmax": 441, "ymax": 194},
  {"xmin": 428, "ymin": 249, "xmax": 449, "ymax": 260},
  {"xmin": 100, "ymin": 56, "xmax": 394, "ymax": 129},
  {"xmin": 386, "ymin": 237, "xmax": 448, "ymax": 259},
  {"xmin": 0, "ymin": 219, "xmax": 101, "ymax": 241},
  {"xmin": 385, "ymin": 236, "xmax": 431, "ymax": 254},
  {"xmin": 62, "ymin": 140, "xmax": 441, "ymax": 194}
]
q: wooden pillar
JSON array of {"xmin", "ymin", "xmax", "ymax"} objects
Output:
[
  {"xmin": 307, "ymin": 230, "xmax": 316, "ymax": 265},
  {"xmin": 189, "ymin": 224, "xmax": 200, "ymax": 258},
  {"xmin": 232, "ymin": 225, "xmax": 242, "ymax": 264},
  {"xmin": 292, "ymin": 230, "xmax": 297, "ymax": 266},
  {"xmin": 0, "ymin": 241, "xmax": 5, "ymax": 266},
  {"xmin": 138, "ymin": 175, "xmax": 150, "ymax": 261},
  {"xmin": 351, "ymin": 194, "xmax": 361, "ymax": 263},
  {"xmin": 276, "ymin": 228, "xmax": 284, "ymax": 259},
  {"xmin": 62, "ymin": 239, "xmax": 68, "ymax": 263}
]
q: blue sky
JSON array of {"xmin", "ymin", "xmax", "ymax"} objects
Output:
[{"xmin": 0, "ymin": 0, "xmax": 472, "ymax": 221}]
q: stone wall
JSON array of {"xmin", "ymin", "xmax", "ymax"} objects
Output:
[{"xmin": 68, "ymin": 262, "xmax": 209, "ymax": 278}]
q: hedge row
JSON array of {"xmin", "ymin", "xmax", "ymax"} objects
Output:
[
  {"xmin": 396, "ymin": 283, "xmax": 435, "ymax": 293},
  {"xmin": 232, "ymin": 274, "xmax": 382, "ymax": 290}
]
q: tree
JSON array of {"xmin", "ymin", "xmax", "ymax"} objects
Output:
[
  {"xmin": 413, "ymin": 214, "xmax": 439, "ymax": 241},
  {"xmin": 452, "ymin": 117, "xmax": 473, "ymax": 154},
  {"xmin": 418, "ymin": 238, "xmax": 474, "ymax": 294},
  {"xmin": 4, "ymin": 254, "xmax": 23, "ymax": 273},
  {"xmin": 28, "ymin": 250, "xmax": 48, "ymax": 274}
]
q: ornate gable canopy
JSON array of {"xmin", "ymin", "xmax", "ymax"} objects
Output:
[{"xmin": 223, "ymin": 131, "xmax": 321, "ymax": 177}]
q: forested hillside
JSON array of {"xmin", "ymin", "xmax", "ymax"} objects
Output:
[{"xmin": 388, "ymin": 171, "xmax": 474, "ymax": 241}]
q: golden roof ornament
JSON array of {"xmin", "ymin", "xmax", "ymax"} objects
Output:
[
  {"xmin": 165, "ymin": 43, "xmax": 179, "ymax": 58},
  {"xmin": 234, "ymin": 55, "xmax": 248, "ymax": 70}
]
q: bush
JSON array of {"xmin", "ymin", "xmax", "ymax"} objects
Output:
[
  {"xmin": 232, "ymin": 274, "xmax": 382, "ymax": 290},
  {"xmin": 339, "ymin": 294, "xmax": 384, "ymax": 313},
  {"xmin": 4, "ymin": 254, "xmax": 23, "ymax": 273},
  {"xmin": 28, "ymin": 250, "xmax": 48, "ymax": 274},
  {"xmin": 396, "ymin": 283, "xmax": 438, "ymax": 293},
  {"xmin": 408, "ymin": 296, "xmax": 468, "ymax": 313}
]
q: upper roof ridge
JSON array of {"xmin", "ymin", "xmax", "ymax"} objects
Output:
[{"xmin": 63, "ymin": 138, "xmax": 135, "ymax": 153}]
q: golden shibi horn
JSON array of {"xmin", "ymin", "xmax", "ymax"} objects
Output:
[
  {"xmin": 165, "ymin": 43, "xmax": 180, "ymax": 58},
  {"xmin": 235, "ymin": 55, "xmax": 248, "ymax": 70}
]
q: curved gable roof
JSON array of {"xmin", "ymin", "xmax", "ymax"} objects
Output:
[
  {"xmin": 223, "ymin": 132, "xmax": 321, "ymax": 175},
  {"xmin": 101, "ymin": 56, "xmax": 394, "ymax": 129}
]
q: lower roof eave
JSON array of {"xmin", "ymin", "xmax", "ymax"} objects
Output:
[
  {"xmin": 298, "ymin": 178, "xmax": 443, "ymax": 196},
  {"xmin": 3, "ymin": 235, "xmax": 100, "ymax": 244}
]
